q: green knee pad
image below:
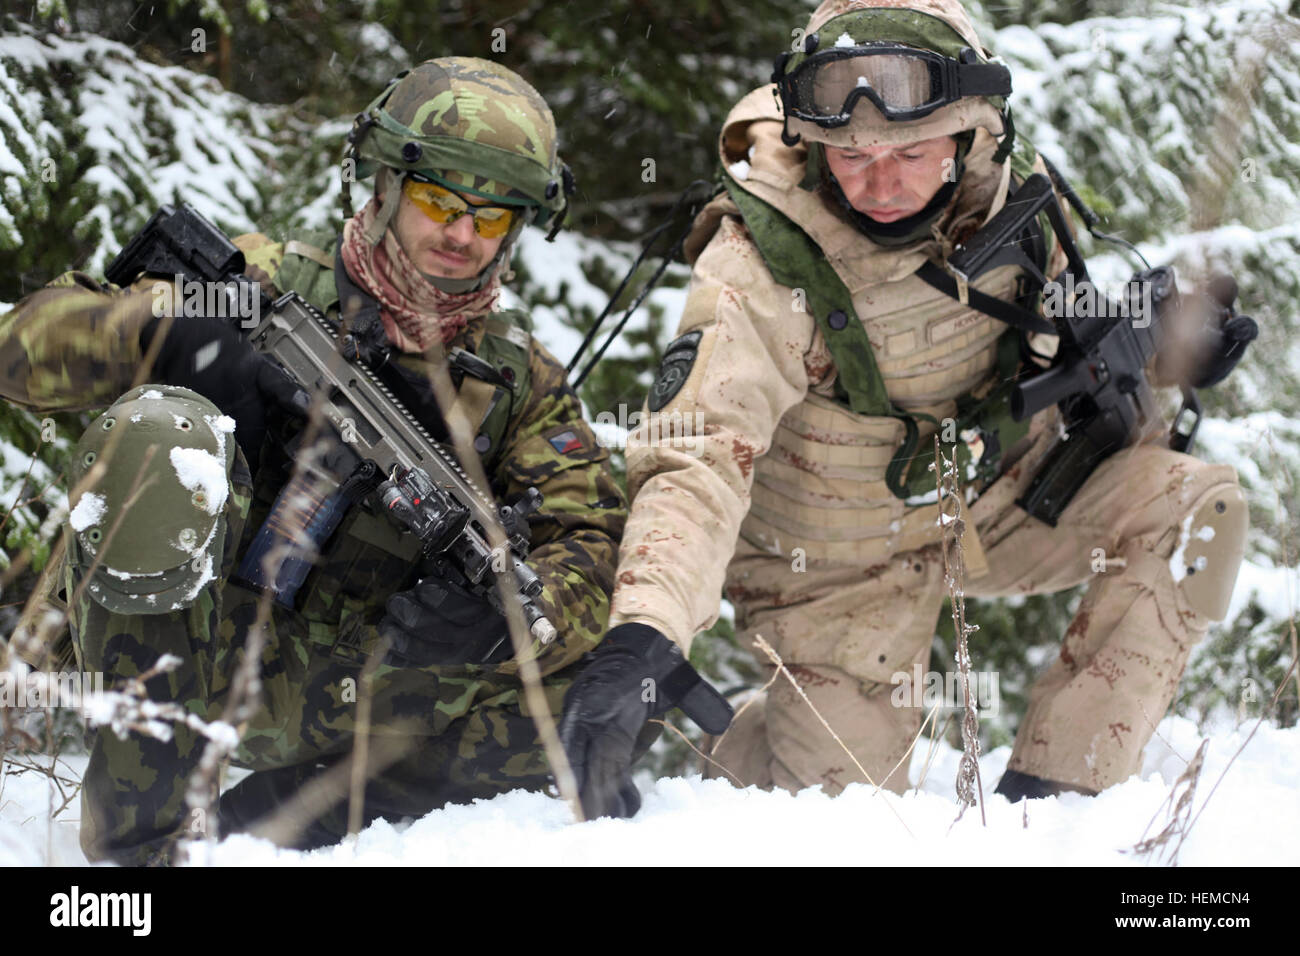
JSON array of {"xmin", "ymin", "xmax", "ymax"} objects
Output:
[{"xmin": 66, "ymin": 384, "xmax": 236, "ymax": 614}]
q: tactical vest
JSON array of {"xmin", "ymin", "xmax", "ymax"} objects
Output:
[
  {"xmin": 717, "ymin": 143, "xmax": 1052, "ymax": 566},
  {"xmin": 271, "ymin": 229, "xmax": 535, "ymax": 468}
]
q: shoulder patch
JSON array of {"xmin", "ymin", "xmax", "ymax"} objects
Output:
[
  {"xmin": 647, "ymin": 330, "xmax": 703, "ymax": 412},
  {"xmin": 548, "ymin": 430, "xmax": 584, "ymax": 454}
]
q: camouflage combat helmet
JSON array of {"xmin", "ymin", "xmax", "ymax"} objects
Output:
[
  {"xmin": 343, "ymin": 57, "xmax": 575, "ymax": 247},
  {"xmin": 776, "ymin": 0, "xmax": 1011, "ymax": 150},
  {"xmin": 770, "ymin": 0, "xmax": 1017, "ymax": 245},
  {"xmin": 67, "ymin": 385, "xmax": 236, "ymax": 615}
]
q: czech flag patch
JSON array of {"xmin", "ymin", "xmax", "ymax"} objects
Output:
[{"xmin": 548, "ymin": 430, "xmax": 584, "ymax": 454}]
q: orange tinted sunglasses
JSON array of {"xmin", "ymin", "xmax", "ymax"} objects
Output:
[{"xmin": 402, "ymin": 177, "xmax": 517, "ymax": 238}]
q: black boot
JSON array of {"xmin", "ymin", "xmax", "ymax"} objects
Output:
[
  {"xmin": 218, "ymin": 762, "xmax": 347, "ymax": 851},
  {"xmin": 995, "ymin": 768, "xmax": 1098, "ymax": 802}
]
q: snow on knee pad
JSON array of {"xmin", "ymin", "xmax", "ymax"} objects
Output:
[
  {"xmin": 66, "ymin": 384, "xmax": 236, "ymax": 614},
  {"xmin": 1168, "ymin": 481, "xmax": 1248, "ymax": 621}
]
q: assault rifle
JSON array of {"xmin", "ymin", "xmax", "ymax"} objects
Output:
[
  {"xmin": 105, "ymin": 203, "xmax": 557, "ymax": 647},
  {"xmin": 947, "ymin": 172, "xmax": 1256, "ymax": 526}
]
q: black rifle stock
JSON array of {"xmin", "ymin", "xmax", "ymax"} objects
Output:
[
  {"xmin": 948, "ymin": 174, "xmax": 1220, "ymax": 526},
  {"xmin": 106, "ymin": 203, "xmax": 557, "ymax": 648}
]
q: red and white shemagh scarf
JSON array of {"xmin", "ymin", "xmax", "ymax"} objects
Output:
[{"xmin": 340, "ymin": 197, "xmax": 501, "ymax": 353}]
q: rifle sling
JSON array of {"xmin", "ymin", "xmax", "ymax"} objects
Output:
[{"xmin": 914, "ymin": 260, "xmax": 1055, "ymax": 336}]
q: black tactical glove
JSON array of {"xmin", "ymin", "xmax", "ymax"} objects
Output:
[
  {"xmin": 557, "ymin": 623, "xmax": 734, "ymax": 820},
  {"xmin": 379, "ymin": 573, "xmax": 512, "ymax": 667},
  {"xmin": 142, "ymin": 315, "xmax": 310, "ymax": 472}
]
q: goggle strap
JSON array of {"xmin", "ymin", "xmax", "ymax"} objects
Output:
[{"xmin": 955, "ymin": 61, "xmax": 1012, "ymax": 97}]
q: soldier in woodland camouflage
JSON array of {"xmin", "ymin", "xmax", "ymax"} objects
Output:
[{"xmin": 0, "ymin": 58, "xmax": 625, "ymax": 864}]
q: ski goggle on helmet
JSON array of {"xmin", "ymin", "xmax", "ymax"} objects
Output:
[{"xmin": 773, "ymin": 35, "xmax": 1011, "ymax": 130}]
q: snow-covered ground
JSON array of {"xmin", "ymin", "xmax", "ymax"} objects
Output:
[{"xmin": 2, "ymin": 711, "xmax": 1293, "ymax": 867}]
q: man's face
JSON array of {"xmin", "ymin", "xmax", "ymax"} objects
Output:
[
  {"xmin": 388, "ymin": 180, "xmax": 507, "ymax": 280},
  {"xmin": 824, "ymin": 135, "xmax": 958, "ymax": 223}
]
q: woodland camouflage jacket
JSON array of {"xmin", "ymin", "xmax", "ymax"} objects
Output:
[{"xmin": 0, "ymin": 229, "xmax": 627, "ymax": 678}]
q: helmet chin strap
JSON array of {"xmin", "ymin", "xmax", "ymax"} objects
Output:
[{"xmin": 365, "ymin": 167, "xmax": 403, "ymax": 245}]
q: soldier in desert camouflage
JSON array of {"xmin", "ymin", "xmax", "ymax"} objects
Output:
[
  {"xmin": 0, "ymin": 57, "xmax": 626, "ymax": 864},
  {"xmin": 558, "ymin": 0, "xmax": 1252, "ymax": 817}
]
